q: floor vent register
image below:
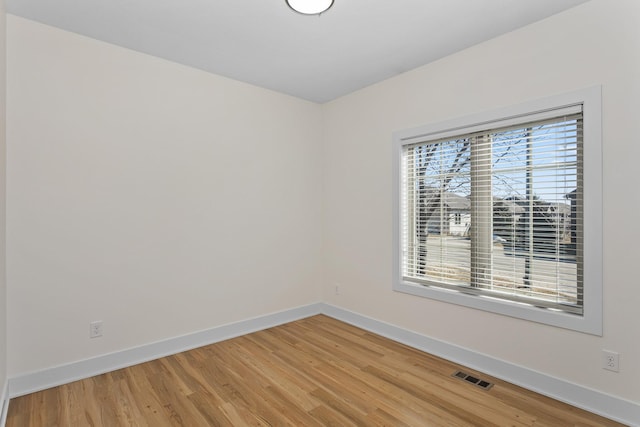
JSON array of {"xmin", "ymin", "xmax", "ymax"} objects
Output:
[{"xmin": 451, "ymin": 370, "xmax": 494, "ymax": 390}]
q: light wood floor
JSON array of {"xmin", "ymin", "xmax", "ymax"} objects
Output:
[{"xmin": 7, "ymin": 315, "xmax": 625, "ymax": 426}]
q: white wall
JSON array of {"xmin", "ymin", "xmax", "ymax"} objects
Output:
[
  {"xmin": 0, "ymin": 0, "xmax": 7, "ymax": 400},
  {"xmin": 322, "ymin": 0, "xmax": 640, "ymax": 404},
  {"xmin": 6, "ymin": 15, "xmax": 323, "ymax": 375}
]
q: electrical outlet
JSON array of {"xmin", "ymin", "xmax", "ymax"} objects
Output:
[
  {"xmin": 602, "ymin": 350, "xmax": 619, "ymax": 372},
  {"xmin": 90, "ymin": 321, "xmax": 103, "ymax": 338}
]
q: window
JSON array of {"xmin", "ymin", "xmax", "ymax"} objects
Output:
[{"xmin": 392, "ymin": 88, "xmax": 602, "ymax": 335}]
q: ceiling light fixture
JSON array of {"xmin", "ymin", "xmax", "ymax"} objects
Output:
[{"xmin": 286, "ymin": 0, "xmax": 334, "ymax": 15}]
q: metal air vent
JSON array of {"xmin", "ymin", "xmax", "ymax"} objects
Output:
[{"xmin": 452, "ymin": 370, "xmax": 494, "ymax": 390}]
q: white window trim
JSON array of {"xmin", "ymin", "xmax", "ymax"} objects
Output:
[{"xmin": 392, "ymin": 86, "xmax": 602, "ymax": 335}]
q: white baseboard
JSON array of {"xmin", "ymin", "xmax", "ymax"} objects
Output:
[
  {"xmin": 321, "ymin": 304, "xmax": 639, "ymax": 427},
  {"xmin": 0, "ymin": 380, "xmax": 8, "ymax": 427},
  {"xmin": 6, "ymin": 302, "xmax": 638, "ymax": 426},
  {"xmin": 8, "ymin": 302, "xmax": 323, "ymax": 399}
]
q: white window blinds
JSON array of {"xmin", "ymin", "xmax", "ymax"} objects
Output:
[{"xmin": 401, "ymin": 106, "xmax": 583, "ymax": 315}]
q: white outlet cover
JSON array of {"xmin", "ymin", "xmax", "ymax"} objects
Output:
[
  {"xmin": 90, "ymin": 321, "xmax": 103, "ymax": 338},
  {"xmin": 602, "ymin": 350, "xmax": 619, "ymax": 372}
]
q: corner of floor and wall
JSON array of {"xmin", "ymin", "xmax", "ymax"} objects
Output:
[
  {"xmin": 1, "ymin": 1, "xmax": 640, "ymax": 426},
  {"xmin": 3, "ymin": 304, "xmax": 640, "ymax": 425}
]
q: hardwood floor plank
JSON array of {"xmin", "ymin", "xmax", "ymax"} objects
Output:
[
  {"xmin": 234, "ymin": 337, "xmax": 322, "ymax": 411},
  {"xmin": 308, "ymin": 403, "xmax": 359, "ymax": 427},
  {"xmin": 6, "ymin": 315, "xmax": 626, "ymax": 427},
  {"xmin": 365, "ymin": 407, "xmax": 413, "ymax": 427},
  {"xmin": 309, "ymin": 388, "xmax": 368, "ymax": 426},
  {"xmin": 185, "ymin": 391, "xmax": 233, "ymax": 427}
]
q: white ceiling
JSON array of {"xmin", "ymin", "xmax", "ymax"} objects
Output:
[{"xmin": 6, "ymin": 0, "xmax": 589, "ymax": 103}]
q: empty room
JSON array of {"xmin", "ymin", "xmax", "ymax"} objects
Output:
[{"xmin": 0, "ymin": 0, "xmax": 638, "ymax": 425}]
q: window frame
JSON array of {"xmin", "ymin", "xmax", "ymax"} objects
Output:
[{"xmin": 392, "ymin": 87, "xmax": 602, "ymax": 335}]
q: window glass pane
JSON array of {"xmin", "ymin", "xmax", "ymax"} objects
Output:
[
  {"xmin": 405, "ymin": 140, "xmax": 471, "ymax": 287},
  {"xmin": 488, "ymin": 120, "xmax": 579, "ymax": 307},
  {"xmin": 402, "ymin": 115, "xmax": 582, "ymax": 313}
]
